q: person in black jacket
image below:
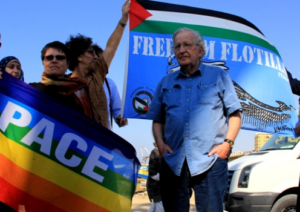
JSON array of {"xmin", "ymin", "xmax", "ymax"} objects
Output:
[
  {"xmin": 287, "ymin": 69, "xmax": 300, "ymax": 95},
  {"xmin": 146, "ymin": 142, "xmax": 164, "ymax": 212},
  {"xmin": 287, "ymin": 68, "xmax": 300, "ymax": 211}
]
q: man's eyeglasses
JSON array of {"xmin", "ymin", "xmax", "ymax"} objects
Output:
[
  {"xmin": 85, "ymin": 49, "xmax": 96, "ymax": 56},
  {"xmin": 172, "ymin": 42, "xmax": 198, "ymax": 52},
  {"xmin": 43, "ymin": 55, "xmax": 66, "ymax": 61}
]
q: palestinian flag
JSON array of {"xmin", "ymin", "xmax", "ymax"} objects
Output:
[{"xmin": 122, "ymin": 0, "xmax": 297, "ymax": 136}]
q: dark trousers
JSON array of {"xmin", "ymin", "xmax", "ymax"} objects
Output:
[{"xmin": 160, "ymin": 158, "xmax": 228, "ymax": 212}]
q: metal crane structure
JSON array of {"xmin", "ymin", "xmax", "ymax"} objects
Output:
[{"xmin": 140, "ymin": 146, "xmax": 150, "ymax": 165}]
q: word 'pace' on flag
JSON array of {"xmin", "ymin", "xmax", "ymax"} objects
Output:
[
  {"xmin": 122, "ymin": 0, "xmax": 297, "ymax": 136},
  {"xmin": 0, "ymin": 73, "xmax": 140, "ymax": 212}
]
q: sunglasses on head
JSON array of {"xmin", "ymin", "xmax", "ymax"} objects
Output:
[{"xmin": 43, "ymin": 55, "xmax": 66, "ymax": 61}]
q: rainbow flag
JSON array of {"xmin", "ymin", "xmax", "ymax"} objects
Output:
[
  {"xmin": 123, "ymin": 0, "xmax": 297, "ymax": 136},
  {"xmin": 0, "ymin": 73, "xmax": 140, "ymax": 212},
  {"xmin": 138, "ymin": 165, "xmax": 148, "ymax": 179}
]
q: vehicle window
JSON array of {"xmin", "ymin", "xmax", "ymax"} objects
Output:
[{"xmin": 260, "ymin": 135, "xmax": 300, "ymax": 151}]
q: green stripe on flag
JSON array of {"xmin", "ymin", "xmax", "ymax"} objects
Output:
[
  {"xmin": 132, "ymin": 20, "xmax": 280, "ymax": 57},
  {"xmin": 2, "ymin": 124, "xmax": 136, "ymax": 199}
]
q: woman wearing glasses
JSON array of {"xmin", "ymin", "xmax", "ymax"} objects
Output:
[
  {"xmin": 0, "ymin": 0, "xmax": 130, "ymax": 126},
  {"xmin": 0, "ymin": 56, "xmax": 24, "ymax": 81},
  {"xmin": 0, "ymin": 42, "xmax": 90, "ymax": 118}
]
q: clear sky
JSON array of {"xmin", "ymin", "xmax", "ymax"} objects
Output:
[{"xmin": 1, "ymin": 0, "xmax": 300, "ymax": 161}]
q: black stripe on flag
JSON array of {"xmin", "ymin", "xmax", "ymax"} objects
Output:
[{"xmin": 136, "ymin": 0, "xmax": 264, "ymax": 36}]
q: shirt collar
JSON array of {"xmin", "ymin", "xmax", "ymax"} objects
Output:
[{"xmin": 177, "ymin": 63, "xmax": 202, "ymax": 78}]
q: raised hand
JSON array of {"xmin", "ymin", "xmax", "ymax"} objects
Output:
[{"xmin": 122, "ymin": 0, "xmax": 130, "ymax": 20}]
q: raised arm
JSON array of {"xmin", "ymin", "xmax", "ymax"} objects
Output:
[{"xmin": 102, "ymin": 0, "xmax": 130, "ymax": 68}]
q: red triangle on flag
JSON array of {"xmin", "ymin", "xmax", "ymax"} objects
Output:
[{"xmin": 129, "ymin": 0, "xmax": 152, "ymax": 30}]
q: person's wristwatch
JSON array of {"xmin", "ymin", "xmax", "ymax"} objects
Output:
[
  {"xmin": 224, "ymin": 139, "xmax": 234, "ymax": 148},
  {"xmin": 118, "ymin": 21, "xmax": 126, "ymax": 27}
]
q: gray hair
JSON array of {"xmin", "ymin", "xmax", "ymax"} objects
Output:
[{"xmin": 172, "ymin": 27, "xmax": 206, "ymax": 60}]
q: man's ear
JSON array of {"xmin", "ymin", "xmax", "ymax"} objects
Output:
[
  {"xmin": 77, "ymin": 55, "xmax": 83, "ymax": 62},
  {"xmin": 198, "ymin": 45, "xmax": 203, "ymax": 58}
]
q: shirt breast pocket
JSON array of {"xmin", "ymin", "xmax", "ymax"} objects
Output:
[
  {"xmin": 162, "ymin": 85, "xmax": 181, "ymax": 108},
  {"xmin": 197, "ymin": 83, "xmax": 219, "ymax": 105}
]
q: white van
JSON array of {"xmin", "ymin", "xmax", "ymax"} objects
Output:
[{"xmin": 225, "ymin": 134, "xmax": 300, "ymax": 212}]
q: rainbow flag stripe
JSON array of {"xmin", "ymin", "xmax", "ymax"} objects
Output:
[{"xmin": 0, "ymin": 73, "xmax": 140, "ymax": 212}]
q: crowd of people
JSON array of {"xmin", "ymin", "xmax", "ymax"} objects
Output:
[
  {"xmin": 0, "ymin": 1, "xmax": 129, "ymax": 131},
  {"xmin": 0, "ymin": 3, "xmax": 243, "ymax": 210},
  {"xmin": 2, "ymin": 1, "xmax": 300, "ymax": 211},
  {"xmin": 0, "ymin": 2, "xmax": 130, "ymax": 211}
]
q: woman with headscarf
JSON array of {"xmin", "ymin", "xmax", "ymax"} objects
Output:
[{"xmin": 0, "ymin": 56, "xmax": 24, "ymax": 81}]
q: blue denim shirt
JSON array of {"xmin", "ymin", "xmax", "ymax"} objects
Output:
[
  {"xmin": 147, "ymin": 63, "xmax": 241, "ymax": 176},
  {"xmin": 104, "ymin": 77, "xmax": 122, "ymax": 129}
]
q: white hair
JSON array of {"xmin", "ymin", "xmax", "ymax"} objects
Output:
[{"xmin": 172, "ymin": 27, "xmax": 206, "ymax": 60}]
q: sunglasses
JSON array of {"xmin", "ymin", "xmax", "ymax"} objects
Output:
[
  {"xmin": 43, "ymin": 55, "xmax": 66, "ymax": 61},
  {"xmin": 85, "ymin": 49, "xmax": 96, "ymax": 55}
]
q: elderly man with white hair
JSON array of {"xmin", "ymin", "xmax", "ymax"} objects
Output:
[{"xmin": 147, "ymin": 27, "xmax": 242, "ymax": 212}]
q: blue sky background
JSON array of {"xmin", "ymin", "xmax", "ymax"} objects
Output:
[{"xmin": 1, "ymin": 0, "xmax": 300, "ymax": 162}]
